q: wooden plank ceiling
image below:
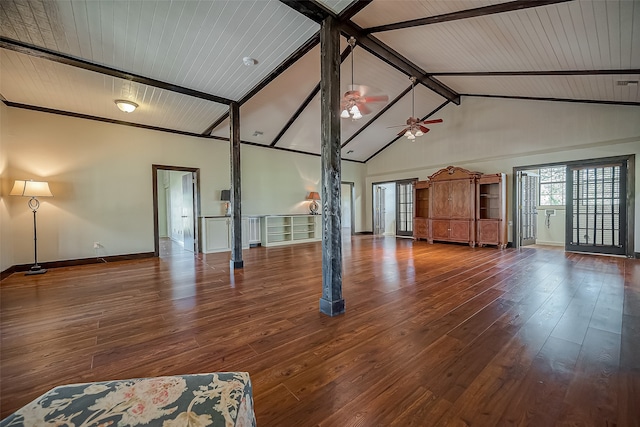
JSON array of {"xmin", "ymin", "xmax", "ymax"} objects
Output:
[{"xmin": 1, "ymin": 0, "xmax": 638, "ymax": 162}]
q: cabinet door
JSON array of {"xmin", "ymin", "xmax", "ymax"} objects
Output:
[
  {"xmin": 414, "ymin": 218, "xmax": 428, "ymax": 238},
  {"xmin": 432, "ymin": 220, "xmax": 450, "ymax": 240},
  {"xmin": 450, "ymin": 220, "xmax": 470, "ymax": 241},
  {"xmin": 431, "ymin": 182, "xmax": 450, "ymax": 218},
  {"xmin": 204, "ymin": 218, "xmax": 231, "ymax": 252},
  {"xmin": 478, "ymin": 220, "xmax": 499, "ymax": 244},
  {"xmin": 450, "ymin": 180, "xmax": 471, "ymax": 219}
]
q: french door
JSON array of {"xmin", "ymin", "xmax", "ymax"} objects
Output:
[
  {"xmin": 566, "ymin": 162, "xmax": 627, "ymax": 255},
  {"xmin": 517, "ymin": 171, "xmax": 538, "ymax": 246},
  {"xmin": 396, "ymin": 181, "xmax": 414, "ymax": 237}
]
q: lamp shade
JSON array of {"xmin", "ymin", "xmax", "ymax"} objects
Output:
[
  {"xmin": 306, "ymin": 191, "xmax": 320, "ymax": 201},
  {"xmin": 10, "ymin": 180, "xmax": 53, "ymax": 197},
  {"xmin": 220, "ymin": 190, "xmax": 231, "ymax": 201}
]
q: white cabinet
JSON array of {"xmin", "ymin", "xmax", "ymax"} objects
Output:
[
  {"xmin": 200, "ymin": 217, "xmax": 250, "ymax": 253},
  {"xmin": 260, "ymin": 215, "xmax": 321, "ymax": 247}
]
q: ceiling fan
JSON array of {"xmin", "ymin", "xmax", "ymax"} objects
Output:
[
  {"xmin": 341, "ymin": 37, "xmax": 388, "ymax": 120},
  {"xmin": 388, "ymin": 76, "xmax": 443, "ymax": 140}
]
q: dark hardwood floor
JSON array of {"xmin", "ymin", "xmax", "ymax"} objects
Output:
[{"xmin": 1, "ymin": 236, "xmax": 639, "ymax": 426}]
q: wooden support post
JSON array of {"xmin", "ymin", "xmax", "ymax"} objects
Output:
[
  {"xmin": 229, "ymin": 102, "xmax": 243, "ymax": 269},
  {"xmin": 319, "ymin": 16, "xmax": 345, "ymax": 316}
]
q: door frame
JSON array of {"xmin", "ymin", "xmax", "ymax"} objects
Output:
[
  {"xmin": 512, "ymin": 154, "xmax": 634, "ymax": 257},
  {"xmin": 341, "ymin": 181, "xmax": 356, "ymax": 236},
  {"xmin": 395, "ymin": 179, "xmax": 416, "ymax": 237},
  {"xmin": 152, "ymin": 165, "xmax": 201, "ymax": 257},
  {"xmin": 371, "ymin": 178, "xmax": 418, "ymax": 236}
]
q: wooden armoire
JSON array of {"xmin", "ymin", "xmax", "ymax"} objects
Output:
[
  {"xmin": 427, "ymin": 166, "xmax": 480, "ymax": 247},
  {"xmin": 413, "ymin": 166, "xmax": 508, "ymax": 248}
]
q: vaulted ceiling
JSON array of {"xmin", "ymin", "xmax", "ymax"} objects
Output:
[{"xmin": 1, "ymin": 0, "xmax": 638, "ymax": 162}]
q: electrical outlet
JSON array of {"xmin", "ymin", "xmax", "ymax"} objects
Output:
[{"xmin": 93, "ymin": 242, "xmax": 100, "ymax": 249}]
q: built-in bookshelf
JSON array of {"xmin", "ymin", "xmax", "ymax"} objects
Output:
[
  {"xmin": 261, "ymin": 215, "xmax": 321, "ymax": 247},
  {"xmin": 413, "ymin": 180, "xmax": 430, "ymax": 240},
  {"xmin": 476, "ymin": 173, "xmax": 507, "ymax": 248}
]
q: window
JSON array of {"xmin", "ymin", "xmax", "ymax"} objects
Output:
[{"xmin": 539, "ymin": 166, "xmax": 566, "ymax": 206}]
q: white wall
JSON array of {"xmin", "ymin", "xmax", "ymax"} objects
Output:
[
  {"xmin": 365, "ymin": 97, "xmax": 640, "ymax": 251},
  {"xmin": 536, "ymin": 207, "xmax": 566, "ymax": 246},
  {"xmin": 1, "ymin": 107, "xmax": 366, "ymax": 271}
]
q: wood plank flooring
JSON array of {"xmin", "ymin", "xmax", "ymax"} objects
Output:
[{"xmin": 1, "ymin": 236, "xmax": 639, "ymax": 426}]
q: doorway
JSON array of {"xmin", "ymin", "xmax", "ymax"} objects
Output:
[
  {"xmin": 341, "ymin": 182, "xmax": 355, "ymax": 236},
  {"xmin": 513, "ymin": 155, "xmax": 634, "ymax": 257},
  {"xmin": 372, "ymin": 179, "xmax": 416, "ymax": 237},
  {"xmin": 152, "ymin": 165, "xmax": 201, "ymax": 257}
]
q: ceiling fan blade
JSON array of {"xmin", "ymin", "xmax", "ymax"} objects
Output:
[
  {"xmin": 421, "ymin": 119, "xmax": 443, "ymax": 125},
  {"xmin": 357, "ymin": 103, "xmax": 371, "ymax": 115},
  {"xmin": 397, "ymin": 127, "xmax": 410, "ymax": 137},
  {"xmin": 362, "ymin": 95, "xmax": 389, "ymax": 103},
  {"xmin": 387, "ymin": 124, "xmax": 410, "ymax": 128},
  {"xmin": 419, "ymin": 125, "xmax": 430, "ymax": 134}
]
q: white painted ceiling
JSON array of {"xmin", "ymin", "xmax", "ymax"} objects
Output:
[{"xmin": 1, "ymin": 0, "xmax": 638, "ymax": 162}]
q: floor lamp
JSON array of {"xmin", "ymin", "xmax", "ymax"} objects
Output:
[{"xmin": 10, "ymin": 180, "xmax": 53, "ymax": 275}]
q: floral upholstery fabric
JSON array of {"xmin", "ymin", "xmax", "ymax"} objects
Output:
[{"xmin": 1, "ymin": 372, "xmax": 256, "ymax": 427}]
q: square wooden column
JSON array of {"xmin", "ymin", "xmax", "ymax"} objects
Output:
[
  {"xmin": 230, "ymin": 101, "xmax": 243, "ymax": 269},
  {"xmin": 319, "ymin": 16, "xmax": 345, "ymax": 316}
]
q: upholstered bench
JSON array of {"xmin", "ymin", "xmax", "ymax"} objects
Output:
[{"xmin": 1, "ymin": 372, "xmax": 256, "ymax": 426}]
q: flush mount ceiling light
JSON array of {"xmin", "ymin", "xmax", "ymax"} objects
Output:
[
  {"xmin": 243, "ymin": 57, "xmax": 257, "ymax": 66},
  {"xmin": 115, "ymin": 100, "xmax": 138, "ymax": 113}
]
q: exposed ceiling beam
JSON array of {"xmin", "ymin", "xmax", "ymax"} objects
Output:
[
  {"xmin": 271, "ymin": 46, "xmax": 352, "ymax": 147},
  {"xmin": 344, "ymin": 25, "xmax": 460, "ymax": 104},
  {"xmin": 279, "ymin": 1, "xmax": 460, "ymax": 104},
  {"xmin": 5, "ymin": 101, "xmax": 208, "ymax": 139},
  {"xmin": 5, "ymin": 100, "xmax": 366, "ymax": 163},
  {"xmin": 0, "ymin": 37, "xmax": 234, "ymax": 106},
  {"xmin": 364, "ymin": 0, "xmax": 572, "ymax": 33},
  {"xmin": 338, "ymin": 0, "xmax": 373, "ymax": 21},
  {"xmin": 271, "ymin": 82, "xmax": 320, "ymax": 147},
  {"xmin": 238, "ymin": 32, "xmax": 320, "ymax": 105},
  {"xmin": 202, "ymin": 32, "xmax": 321, "ymax": 136},
  {"xmin": 201, "ymin": 111, "xmax": 230, "ymax": 136},
  {"xmin": 365, "ymin": 100, "xmax": 450, "ymax": 162},
  {"xmin": 341, "ymin": 83, "xmax": 412, "ymax": 149},
  {"xmin": 431, "ymin": 69, "xmax": 640, "ymax": 76},
  {"xmin": 280, "ymin": 0, "xmax": 337, "ymax": 21},
  {"xmin": 463, "ymin": 93, "xmax": 640, "ymax": 107}
]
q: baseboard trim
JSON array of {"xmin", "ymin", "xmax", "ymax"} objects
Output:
[
  {"xmin": 0, "ymin": 266, "xmax": 17, "ymax": 281},
  {"xmin": 355, "ymin": 231, "xmax": 373, "ymax": 235},
  {"xmin": 2, "ymin": 252, "xmax": 156, "ymax": 280}
]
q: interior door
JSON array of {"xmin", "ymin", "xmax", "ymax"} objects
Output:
[
  {"xmin": 566, "ymin": 163, "xmax": 626, "ymax": 255},
  {"xmin": 374, "ymin": 185, "xmax": 385, "ymax": 235},
  {"xmin": 182, "ymin": 173, "xmax": 196, "ymax": 252},
  {"xmin": 519, "ymin": 171, "xmax": 538, "ymax": 246},
  {"xmin": 396, "ymin": 181, "xmax": 414, "ymax": 236}
]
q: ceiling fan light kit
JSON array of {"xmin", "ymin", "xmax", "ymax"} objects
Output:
[
  {"xmin": 341, "ymin": 36, "xmax": 388, "ymax": 120},
  {"xmin": 389, "ymin": 77, "xmax": 443, "ymax": 141}
]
